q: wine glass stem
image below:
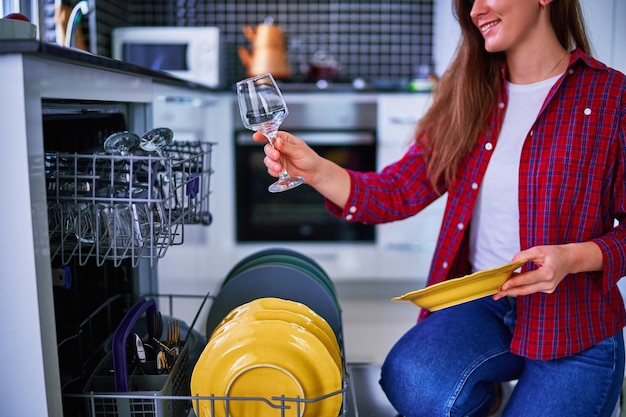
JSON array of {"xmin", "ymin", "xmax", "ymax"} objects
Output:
[{"xmin": 263, "ymin": 131, "xmax": 291, "ymax": 180}]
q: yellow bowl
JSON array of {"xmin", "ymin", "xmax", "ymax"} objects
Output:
[
  {"xmin": 392, "ymin": 260, "xmax": 526, "ymax": 311},
  {"xmin": 191, "ymin": 320, "xmax": 342, "ymax": 417}
]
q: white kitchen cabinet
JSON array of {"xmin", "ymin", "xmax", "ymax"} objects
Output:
[{"xmin": 375, "ymin": 94, "xmax": 446, "ymax": 284}]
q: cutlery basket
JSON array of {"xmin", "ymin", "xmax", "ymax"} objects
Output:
[{"xmin": 81, "ymin": 298, "xmax": 192, "ymax": 417}]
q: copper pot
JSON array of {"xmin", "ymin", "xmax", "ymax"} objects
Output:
[{"xmin": 238, "ymin": 18, "xmax": 291, "ymax": 80}]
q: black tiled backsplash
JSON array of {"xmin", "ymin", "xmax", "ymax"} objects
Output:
[{"xmin": 45, "ymin": 0, "xmax": 433, "ymax": 87}]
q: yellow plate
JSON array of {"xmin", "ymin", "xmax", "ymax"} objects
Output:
[
  {"xmin": 210, "ymin": 297, "xmax": 339, "ymax": 350},
  {"xmin": 211, "ymin": 308, "xmax": 342, "ymax": 372},
  {"xmin": 191, "ymin": 320, "xmax": 342, "ymax": 417},
  {"xmin": 392, "ymin": 260, "xmax": 526, "ymax": 311}
]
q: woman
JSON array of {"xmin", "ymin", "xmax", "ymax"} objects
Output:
[{"xmin": 253, "ymin": 0, "xmax": 626, "ymax": 415}]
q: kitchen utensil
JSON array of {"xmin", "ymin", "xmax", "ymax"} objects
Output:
[
  {"xmin": 392, "ymin": 260, "xmax": 526, "ymax": 311},
  {"xmin": 152, "ymin": 310, "xmax": 163, "ymax": 351},
  {"xmin": 236, "ymin": 73, "xmax": 304, "ymax": 192},
  {"xmin": 307, "ymin": 50, "xmax": 340, "ymax": 82},
  {"xmin": 128, "ymin": 332, "xmax": 147, "ymax": 364},
  {"xmin": 237, "ymin": 17, "xmax": 291, "ymax": 79}
]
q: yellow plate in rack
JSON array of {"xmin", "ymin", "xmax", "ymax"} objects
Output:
[
  {"xmin": 191, "ymin": 320, "xmax": 342, "ymax": 417},
  {"xmin": 392, "ymin": 260, "xmax": 526, "ymax": 311},
  {"xmin": 210, "ymin": 297, "xmax": 339, "ymax": 350},
  {"xmin": 211, "ymin": 308, "xmax": 342, "ymax": 372}
]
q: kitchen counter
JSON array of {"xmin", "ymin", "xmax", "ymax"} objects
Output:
[
  {"xmin": 0, "ymin": 39, "xmax": 217, "ymax": 91},
  {"xmin": 0, "ymin": 39, "xmax": 432, "ymax": 94}
]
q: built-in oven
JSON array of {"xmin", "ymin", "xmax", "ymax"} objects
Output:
[{"xmin": 234, "ymin": 98, "xmax": 377, "ymax": 243}]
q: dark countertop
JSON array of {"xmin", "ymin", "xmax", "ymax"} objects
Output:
[
  {"xmin": 0, "ymin": 39, "xmax": 432, "ymax": 95},
  {"xmin": 0, "ymin": 39, "xmax": 217, "ymax": 91}
]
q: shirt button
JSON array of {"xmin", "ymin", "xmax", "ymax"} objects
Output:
[
  {"xmin": 498, "ymin": 101, "xmax": 505, "ymax": 109},
  {"xmin": 584, "ymin": 108, "xmax": 592, "ymax": 116},
  {"xmin": 485, "ymin": 142, "xmax": 493, "ymax": 151},
  {"xmin": 443, "ymin": 261, "xmax": 449, "ymax": 269},
  {"xmin": 471, "ymin": 182, "xmax": 479, "ymax": 190},
  {"xmin": 529, "ymin": 129, "xmax": 533, "ymax": 137},
  {"xmin": 349, "ymin": 206, "xmax": 357, "ymax": 213},
  {"xmin": 568, "ymin": 68, "xmax": 574, "ymax": 75},
  {"xmin": 457, "ymin": 222, "xmax": 464, "ymax": 230},
  {"xmin": 346, "ymin": 214, "xmax": 353, "ymax": 221}
]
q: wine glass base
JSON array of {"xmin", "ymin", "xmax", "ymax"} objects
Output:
[{"xmin": 268, "ymin": 176, "xmax": 305, "ymax": 193}]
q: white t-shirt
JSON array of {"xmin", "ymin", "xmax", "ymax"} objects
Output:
[{"xmin": 469, "ymin": 74, "xmax": 561, "ymax": 272}]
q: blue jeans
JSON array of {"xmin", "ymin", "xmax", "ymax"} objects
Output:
[{"xmin": 380, "ymin": 297, "xmax": 625, "ymax": 417}]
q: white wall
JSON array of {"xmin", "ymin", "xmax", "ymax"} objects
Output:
[
  {"xmin": 433, "ymin": 0, "xmax": 626, "ymax": 75},
  {"xmin": 580, "ymin": 0, "xmax": 626, "ymax": 73}
]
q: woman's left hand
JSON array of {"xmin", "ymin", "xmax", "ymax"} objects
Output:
[{"xmin": 493, "ymin": 242, "xmax": 603, "ymax": 300}]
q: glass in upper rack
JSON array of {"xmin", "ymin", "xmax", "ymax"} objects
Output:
[{"xmin": 236, "ymin": 73, "xmax": 304, "ymax": 193}]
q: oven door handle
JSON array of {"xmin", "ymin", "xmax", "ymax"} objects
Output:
[{"xmin": 236, "ymin": 131, "xmax": 375, "ymax": 145}]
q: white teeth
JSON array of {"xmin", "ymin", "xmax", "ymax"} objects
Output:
[{"xmin": 480, "ymin": 21, "xmax": 498, "ymax": 32}]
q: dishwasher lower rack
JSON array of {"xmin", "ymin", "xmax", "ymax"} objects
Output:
[
  {"xmin": 72, "ymin": 373, "xmax": 349, "ymax": 417},
  {"xmin": 75, "ymin": 365, "xmax": 350, "ymax": 417},
  {"xmin": 45, "ymin": 141, "xmax": 215, "ymax": 267},
  {"xmin": 186, "ymin": 375, "xmax": 350, "ymax": 417},
  {"xmin": 65, "ymin": 293, "xmax": 351, "ymax": 417}
]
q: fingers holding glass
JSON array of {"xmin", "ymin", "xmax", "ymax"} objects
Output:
[{"xmin": 236, "ymin": 73, "xmax": 304, "ymax": 192}]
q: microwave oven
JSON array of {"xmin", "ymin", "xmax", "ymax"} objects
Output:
[{"xmin": 112, "ymin": 26, "xmax": 221, "ymax": 88}]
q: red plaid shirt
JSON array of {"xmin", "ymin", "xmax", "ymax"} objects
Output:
[{"xmin": 327, "ymin": 49, "xmax": 626, "ymax": 360}]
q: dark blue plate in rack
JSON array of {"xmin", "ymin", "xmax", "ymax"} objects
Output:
[
  {"xmin": 205, "ymin": 263, "xmax": 342, "ymax": 341},
  {"xmin": 223, "ymin": 248, "xmax": 337, "ymax": 302},
  {"xmin": 226, "ymin": 254, "xmax": 339, "ymax": 309}
]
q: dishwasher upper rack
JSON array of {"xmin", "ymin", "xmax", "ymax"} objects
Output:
[{"xmin": 45, "ymin": 141, "xmax": 215, "ymax": 267}]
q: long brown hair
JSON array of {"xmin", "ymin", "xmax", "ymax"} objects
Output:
[{"xmin": 419, "ymin": 0, "xmax": 591, "ymax": 189}]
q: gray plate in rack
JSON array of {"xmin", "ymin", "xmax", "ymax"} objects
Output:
[{"xmin": 205, "ymin": 263, "xmax": 342, "ymax": 341}]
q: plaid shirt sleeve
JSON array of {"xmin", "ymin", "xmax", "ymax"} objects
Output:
[{"xmin": 326, "ymin": 48, "xmax": 626, "ymax": 360}]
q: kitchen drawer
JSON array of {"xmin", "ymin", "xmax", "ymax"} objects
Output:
[{"xmin": 377, "ymin": 94, "xmax": 432, "ymax": 146}]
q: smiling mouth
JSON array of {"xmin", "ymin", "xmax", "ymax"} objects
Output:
[{"xmin": 480, "ymin": 20, "xmax": 500, "ymax": 33}]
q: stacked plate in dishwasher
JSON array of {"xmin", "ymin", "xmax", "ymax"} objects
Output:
[{"xmin": 191, "ymin": 248, "xmax": 344, "ymax": 417}]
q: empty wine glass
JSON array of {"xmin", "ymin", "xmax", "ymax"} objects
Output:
[
  {"xmin": 140, "ymin": 127, "xmax": 173, "ymax": 157},
  {"xmin": 236, "ymin": 73, "xmax": 304, "ymax": 193},
  {"xmin": 104, "ymin": 131, "xmax": 140, "ymax": 156},
  {"xmin": 102, "ymin": 131, "xmax": 148, "ymax": 198}
]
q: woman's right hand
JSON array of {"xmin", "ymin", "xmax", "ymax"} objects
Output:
[
  {"xmin": 252, "ymin": 130, "xmax": 352, "ymax": 207},
  {"xmin": 253, "ymin": 131, "xmax": 321, "ymax": 185}
]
